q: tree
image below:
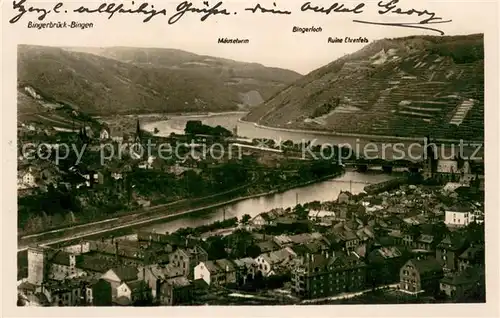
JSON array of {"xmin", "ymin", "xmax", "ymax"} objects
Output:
[
  {"xmin": 247, "ymin": 244, "xmax": 262, "ymax": 258},
  {"xmin": 293, "ymin": 204, "xmax": 309, "ymax": 220},
  {"xmin": 240, "ymin": 214, "xmax": 251, "ymax": 225},
  {"xmin": 206, "ymin": 235, "xmax": 227, "ymax": 260}
]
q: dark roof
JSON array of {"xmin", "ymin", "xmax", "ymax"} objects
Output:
[
  {"xmin": 76, "ymin": 254, "xmax": 118, "ymax": 273},
  {"xmin": 256, "ymin": 240, "xmax": 279, "ymax": 253},
  {"xmin": 193, "ymin": 278, "xmax": 209, "ymax": 290},
  {"xmin": 203, "ymin": 261, "xmax": 223, "ymax": 274},
  {"xmin": 166, "ymin": 276, "xmax": 191, "ymax": 288},
  {"xmin": 459, "ymin": 245, "xmax": 484, "ymax": 261},
  {"xmin": 215, "ymin": 259, "xmax": 236, "ymax": 272},
  {"xmin": 302, "ymin": 251, "xmax": 364, "ymax": 271},
  {"xmin": 417, "ymin": 234, "xmax": 435, "ymax": 244},
  {"xmin": 126, "ymin": 280, "xmax": 145, "ymax": 293},
  {"xmin": 49, "ymin": 250, "xmax": 71, "ymax": 266},
  {"xmin": 441, "ymin": 268, "xmax": 483, "ymax": 286},
  {"xmin": 409, "ymin": 258, "xmax": 443, "ymax": 276},
  {"xmin": 447, "ymin": 204, "xmax": 472, "ymax": 212},
  {"xmin": 438, "ymin": 234, "xmax": 467, "ymax": 250},
  {"xmin": 112, "ymin": 266, "xmax": 138, "ymax": 282},
  {"xmin": 259, "ymin": 212, "xmax": 272, "ymax": 221}
]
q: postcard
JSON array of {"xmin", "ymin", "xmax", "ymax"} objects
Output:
[{"xmin": 1, "ymin": 0, "xmax": 499, "ymax": 317}]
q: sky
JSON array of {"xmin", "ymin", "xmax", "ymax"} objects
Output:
[{"xmin": 2, "ymin": 0, "xmax": 498, "ymax": 74}]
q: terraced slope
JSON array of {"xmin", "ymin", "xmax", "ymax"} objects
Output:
[{"xmin": 244, "ymin": 34, "xmax": 484, "ymax": 140}]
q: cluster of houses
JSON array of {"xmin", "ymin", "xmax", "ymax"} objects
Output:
[
  {"xmin": 18, "ymin": 188, "xmax": 485, "ymax": 306},
  {"xmin": 16, "ymin": 127, "xmax": 485, "ymax": 305},
  {"xmin": 17, "ymin": 120, "xmax": 238, "ymax": 197}
]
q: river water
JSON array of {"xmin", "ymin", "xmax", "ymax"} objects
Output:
[
  {"xmin": 141, "ymin": 112, "xmax": 483, "ymax": 161},
  {"xmin": 136, "ymin": 112, "xmax": 480, "ymax": 234},
  {"xmin": 138, "ymin": 171, "xmax": 394, "ymax": 234}
]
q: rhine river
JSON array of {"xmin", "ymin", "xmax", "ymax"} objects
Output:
[
  {"xmin": 142, "ymin": 112, "xmax": 483, "ymax": 161},
  {"xmin": 138, "ymin": 171, "xmax": 395, "ymax": 235}
]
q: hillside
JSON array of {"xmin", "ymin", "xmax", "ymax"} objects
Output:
[
  {"xmin": 244, "ymin": 34, "xmax": 484, "ymax": 140},
  {"xmin": 64, "ymin": 46, "xmax": 301, "ymax": 108},
  {"xmin": 17, "ymin": 45, "xmax": 301, "ymax": 117}
]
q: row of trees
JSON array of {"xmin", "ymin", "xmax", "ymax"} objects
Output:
[{"xmin": 184, "ymin": 120, "xmax": 232, "ymax": 137}]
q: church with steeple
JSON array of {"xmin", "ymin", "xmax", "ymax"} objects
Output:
[
  {"xmin": 130, "ymin": 119, "xmax": 147, "ymax": 160},
  {"xmin": 134, "ymin": 119, "xmax": 142, "ymax": 143}
]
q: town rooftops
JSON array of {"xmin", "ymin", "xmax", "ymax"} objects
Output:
[
  {"xmin": 109, "ymin": 266, "xmax": 139, "ymax": 282},
  {"xmin": 233, "ymin": 258, "xmax": 257, "ymax": 268},
  {"xmin": 447, "ymin": 204, "xmax": 472, "ymax": 213},
  {"xmin": 440, "ymin": 267, "xmax": 483, "ymax": 286},
  {"xmin": 49, "ymin": 250, "xmax": 72, "ymax": 266},
  {"xmin": 260, "ymin": 247, "xmax": 297, "ymax": 265},
  {"xmin": 273, "ymin": 235, "xmax": 293, "ymax": 246},
  {"xmin": 76, "ymin": 254, "xmax": 119, "ymax": 273},
  {"xmin": 288, "ymin": 233, "xmax": 323, "ymax": 245},
  {"xmin": 146, "ymin": 263, "xmax": 184, "ymax": 280},
  {"xmin": 459, "ymin": 245, "xmax": 484, "ymax": 261},
  {"xmin": 215, "ymin": 259, "xmax": 236, "ymax": 272},
  {"xmin": 408, "ymin": 257, "xmax": 443, "ymax": 276},
  {"xmin": 203, "ymin": 260, "xmax": 224, "ymax": 274},
  {"xmin": 376, "ymin": 246, "xmax": 402, "ymax": 259},
  {"xmin": 302, "ymin": 251, "xmax": 365, "ymax": 271},
  {"xmin": 256, "ymin": 240, "xmax": 279, "ymax": 253},
  {"xmin": 334, "ymin": 229, "xmax": 358, "ymax": 241},
  {"xmin": 166, "ymin": 276, "xmax": 191, "ymax": 288},
  {"xmin": 417, "ymin": 234, "xmax": 435, "ymax": 244},
  {"xmin": 438, "ymin": 234, "xmax": 467, "ymax": 250},
  {"xmin": 125, "ymin": 279, "xmax": 146, "ymax": 293}
]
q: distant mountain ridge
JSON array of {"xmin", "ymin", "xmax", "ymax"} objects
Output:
[
  {"xmin": 17, "ymin": 45, "xmax": 301, "ymax": 118},
  {"xmin": 244, "ymin": 34, "xmax": 484, "ymax": 140},
  {"xmin": 64, "ymin": 46, "xmax": 301, "ymax": 107}
]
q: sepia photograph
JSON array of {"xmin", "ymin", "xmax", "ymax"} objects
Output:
[{"xmin": 2, "ymin": 0, "xmax": 498, "ymax": 315}]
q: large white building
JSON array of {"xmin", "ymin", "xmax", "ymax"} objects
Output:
[{"xmin": 445, "ymin": 206, "xmax": 475, "ymax": 227}]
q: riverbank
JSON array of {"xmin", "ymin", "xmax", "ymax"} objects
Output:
[
  {"xmin": 100, "ymin": 111, "xmax": 249, "ymax": 123},
  {"xmin": 238, "ymin": 118, "xmax": 483, "ymax": 144},
  {"xmin": 18, "ymin": 171, "xmax": 344, "ymax": 251}
]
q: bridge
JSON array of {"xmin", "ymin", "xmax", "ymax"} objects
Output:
[
  {"xmin": 342, "ymin": 161, "xmax": 422, "ymax": 173},
  {"xmin": 332, "ymin": 179, "xmax": 373, "ymax": 185}
]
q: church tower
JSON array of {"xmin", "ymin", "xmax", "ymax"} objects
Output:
[
  {"xmin": 135, "ymin": 119, "xmax": 142, "ymax": 142},
  {"xmin": 423, "ymin": 135, "xmax": 437, "ymax": 179},
  {"xmin": 27, "ymin": 246, "xmax": 47, "ymax": 286}
]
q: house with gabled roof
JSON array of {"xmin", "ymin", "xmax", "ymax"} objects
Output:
[
  {"xmin": 100, "ymin": 266, "xmax": 139, "ymax": 300},
  {"xmin": 416, "ymin": 234, "xmax": 436, "ymax": 251},
  {"xmin": 233, "ymin": 258, "xmax": 258, "ymax": 284},
  {"xmin": 399, "ymin": 257, "xmax": 444, "ymax": 295},
  {"xmin": 194, "ymin": 260, "xmax": 225, "ymax": 286},
  {"xmin": 169, "ymin": 245, "xmax": 208, "ymax": 279},
  {"xmin": 115, "ymin": 279, "xmax": 150, "ymax": 305},
  {"xmin": 255, "ymin": 247, "xmax": 297, "ymax": 277},
  {"xmin": 440, "ymin": 265, "xmax": 485, "ymax": 300},
  {"xmin": 367, "ymin": 246, "xmax": 407, "ymax": 286},
  {"xmin": 458, "ymin": 245, "xmax": 484, "ymax": 272}
]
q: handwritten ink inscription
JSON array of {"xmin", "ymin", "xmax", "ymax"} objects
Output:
[
  {"xmin": 9, "ymin": 0, "xmax": 453, "ymax": 35},
  {"xmin": 169, "ymin": 1, "xmax": 231, "ymax": 25},
  {"xmin": 301, "ymin": 2, "xmax": 365, "ymax": 15},
  {"xmin": 353, "ymin": 0, "xmax": 453, "ymax": 35}
]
